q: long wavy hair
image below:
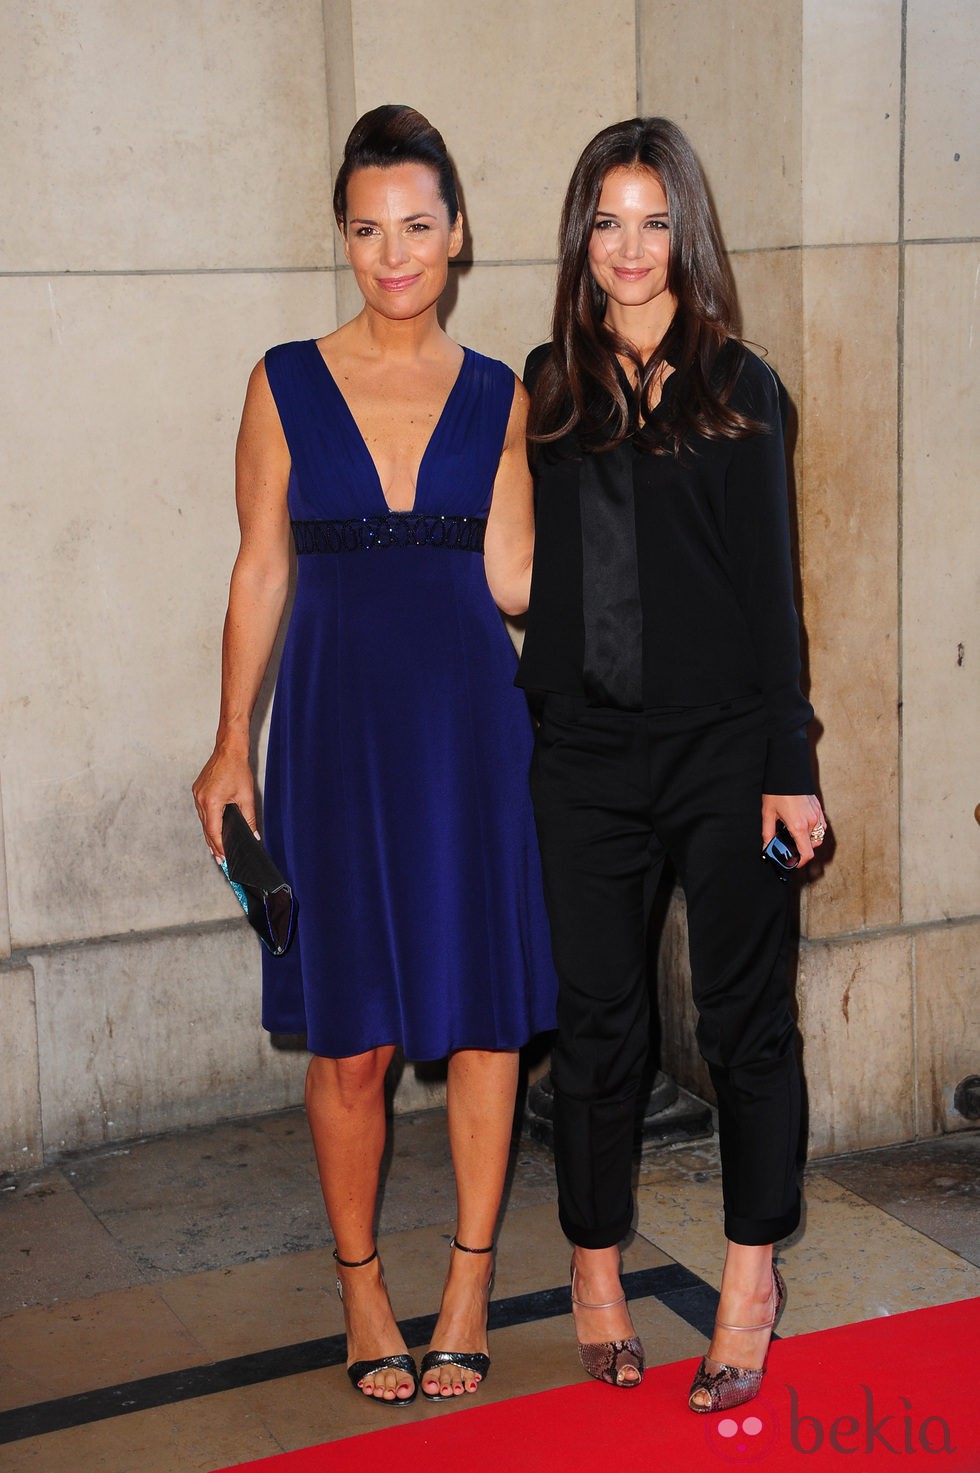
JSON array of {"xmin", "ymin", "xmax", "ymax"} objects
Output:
[
  {"xmin": 529, "ymin": 117, "xmax": 764, "ymax": 457},
  {"xmin": 333, "ymin": 105, "xmax": 459, "ymax": 230}
]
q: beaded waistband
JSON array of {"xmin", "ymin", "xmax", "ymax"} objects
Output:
[{"xmin": 292, "ymin": 513, "xmax": 486, "ymax": 555}]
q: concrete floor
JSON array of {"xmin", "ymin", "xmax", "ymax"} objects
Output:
[{"xmin": 0, "ymin": 1106, "xmax": 977, "ymax": 1471}]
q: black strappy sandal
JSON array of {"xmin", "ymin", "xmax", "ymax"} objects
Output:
[
  {"xmin": 419, "ymin": 1236, "xmax": 494, "ymax": 1401},
  {"xmin": 334, "ymin": 1247, "xmax": 419, "ymax": 1407}
]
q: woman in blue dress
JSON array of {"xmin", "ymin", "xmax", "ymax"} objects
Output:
[{"xmin": 193, "ymin": 106, "xmax": 556, "ymax": 1408}]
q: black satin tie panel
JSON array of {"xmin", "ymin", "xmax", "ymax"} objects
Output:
[{"xmin": 579, "ymin": 446, "xmax": 643, "ymax": 709}]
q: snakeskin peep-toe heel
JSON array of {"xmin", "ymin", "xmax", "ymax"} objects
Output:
[
  {"xmin": 571, "ymin": 1261, "xmax": 644, "ymax": 1388},
  {"xmin": 688, "ymin": 1264, "xmax": 786, "ymax": 1414}
]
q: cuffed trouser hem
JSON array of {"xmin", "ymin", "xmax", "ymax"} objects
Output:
[
  {"xmin": 558, "ymin": 1210, "xmax": 634, "ymax": 1251},
  {"xmin": 724, "ymin": 1195, "xmax": 801, "ymax": 1247}
]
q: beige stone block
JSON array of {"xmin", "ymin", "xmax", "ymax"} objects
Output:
[
  {"xmin": 332, "ymin": 263, "xmax": 364, "ymax": 329},
  {"xmin": 30, "ymin": 926, "xmax": 309, "ymax": 1153},
  {"xmin": 443, "ymin": 263, "xmax": 557, "ymax": 376},
  {"xmin": 797, "ymin": 931, "xmax": 914, "ymax": 1156},
  {"xmin": 786, "ymin": 1173, "xmax": 980, "ymax": 1324},
  {"xmin": 901, "ymin": 243, "xmax": 980, "ymax": 922},
  {"xmin": 347, "ymin": 0, "xmax": 636, "ymax": 262},
  {"xmin": 23, "ymin": 923, "xmax": 439, "ymax": 1158},
  {"xmin": 0, "ymin": 1285, "xmax": 210, "ymax": 1408},
  {"xmin": 799, "ymin": 246, "xmax": 900, "ymax": 938},
  {"xmin": 783, "ymin": 1172, "xmax": 980, "ymax": 1323},
  {"xmin": 730, "ymin": 248, "xmax": 804, "ymax": 404},
  {"xmin": 802, "ymin": 0, "xmax": 901, "ymax": 245},
  {"xmin": 0, "ymin": 2, "xmax": 333, "ymax": 272},
  {"xmin": 0, "ymin": 964, "xmax": 42, "ymax": 1173},
  {"xmin": 905, "ymin": 0, "xmax": 980, "ymax": 239},
  {"xmin": 0, "ymin": 1388, "xmax": 279, "ymax": 1473},
  {"xmin": 639, "ymin": 0, "xmax": 802, "ymax": 251},
  {"xmin": 0, "ymin": 272, "xmax": 336, "ymax": 947},
  {"xmin": 323, "ymin": 0, "xmax": 356, "ymax": 259},
  {"xmin": 915, "ymin": 920, "xmax": 980, "ymax": 1134}
]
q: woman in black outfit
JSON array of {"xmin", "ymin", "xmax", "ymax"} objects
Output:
[{"xmin": 519, "ymin": 117, "xmax": 827, "ymax": 1412}]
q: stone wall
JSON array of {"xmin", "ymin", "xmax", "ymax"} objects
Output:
[{"xmin": 1, "ymin": 1, "xmax": 976, "ymax": 1169}]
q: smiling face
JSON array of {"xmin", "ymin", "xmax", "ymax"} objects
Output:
[
  {"xmin": 342, "ymin": 162, "xmax": 463, "ymax": 321},
  {"xmin": 587, "ymin": 165, "xmax": 677, "ymax": 330}
]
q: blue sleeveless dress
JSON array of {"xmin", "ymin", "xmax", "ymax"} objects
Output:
[{"xmin": 260, "ymin": 339, "xmax": 557, "ymax": 1060}]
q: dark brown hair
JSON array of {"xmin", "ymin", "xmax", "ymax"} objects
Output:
[
  {"xmin": 333, "ymin": 105, "xmax": 459, "ymax": 230},
  {"xmin": 529, "ymin": 117, "xmax": 763, "ymax": 456}
]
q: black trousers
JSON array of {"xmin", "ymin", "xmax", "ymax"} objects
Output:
[{"xmin": 529, "ymin": 694, "xmax": 802, "ymax": 1249}]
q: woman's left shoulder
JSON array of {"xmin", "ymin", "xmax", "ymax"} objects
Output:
[
  {"xmin": 461, "ymin": 347, "xmax": 522, "ymax": 410},
  {"xmin": 720, "ymin": 340, "xmax": 786, "ymax": 424},
  {"xmin": 462, "ymin": 345, "xmax": 517, "ymax": 383}
]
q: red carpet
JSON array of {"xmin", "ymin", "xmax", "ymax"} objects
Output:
[{"xmin": 212, "ymin": 1297, "xmax": 977, "ymax": 1471}]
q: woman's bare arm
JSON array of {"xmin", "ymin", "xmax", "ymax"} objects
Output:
[
  {"xmin": 483, "ymin": 377, "xmax": 534, "ymax": 617},
  {"xmin": 192, "ymin": 360, "xmax": 292, "ymax": 857}
]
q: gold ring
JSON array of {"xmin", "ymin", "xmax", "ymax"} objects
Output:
[{"xmin": 810, "ymin": 823, "xmax": 826, "ymax": 844}]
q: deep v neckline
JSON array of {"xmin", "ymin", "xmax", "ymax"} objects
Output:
[{"xmin": 310, "ymin": 341, "xmax": 469, "ymax": 514}]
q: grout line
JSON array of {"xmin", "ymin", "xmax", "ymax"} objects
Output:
[
  {"xmin": 449, "ymin": 258, "xmax": 556, "ymax": 269},
  {"xmin": 0, "ymin": 259, "xmax": 561, "ymax": 281},
  {"xmin": 898, "ymin": 233, "xmax": 980, "ymax": 247},
  {"xmin": 897, "ymin": 0, "xmax": 908, "ymax": 932},
  {"xmin": 0, "ymin": 1263, "xmax": 712, "ymax": 1445},
  {"xmin": 635, "ymin": 0, "xmax": 642, "ymax": 114},
  {"xmin": 795, "ymin": 913, "xmax": 978, "ymax": 949},
  {"xmin": 725, "ymin": 237, "xmax": 973, "ymax": 256},
  {"xmin": 0, "ymin": 243, "xmax": 971, "ymax": 285},
  {"xmin": 6, "ymin": 907, "xmax": 975, "ymax": 977},
  {"xmin": 0, "ymin": 266, "xmax": 336, "ymax": 279},
  {"xmin": 911, "ymin": 931, "xmax": 920, "ymax": 1136}
]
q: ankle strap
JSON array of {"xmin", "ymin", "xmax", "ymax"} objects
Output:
[
  {"xmin": 572, "ymin": 1288, "xmax": 627, "ymax": 1310},
  {"xmin": 570, "ymin": 1264, "xmax": 626, "ymax": 1311},
  {"xmin": 451, "ymin": 1235, "xmax": 494, "ymax": 1255},
  {"xmin": 714, "ymin": 1315, "xmax": 774, "ymax": 1331},
  {"xmin": 332, "ymin": 1247, "xmax": 378, "ymax": 1269},
  {"xmin": 715, "ymin": 1268, "xmax": 782, "ymax": 1331}
]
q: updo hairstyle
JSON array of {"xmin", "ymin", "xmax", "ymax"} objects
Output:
[{"xmin": 333, "ymin": 104, "xmax": 460, "ymax": 230}]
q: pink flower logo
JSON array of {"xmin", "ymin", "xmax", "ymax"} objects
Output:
[{"xmin": 703, "ymin": 1393, "xmax": 781, "ymax": 1462}]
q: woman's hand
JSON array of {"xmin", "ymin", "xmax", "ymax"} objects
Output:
[
  {"xmin": 192, "ymin": 736, "xmax": 256, "ymax": 862},
  {"xmin": 762, "ymin": 793, "xmax": 827, "ymax": 867}
]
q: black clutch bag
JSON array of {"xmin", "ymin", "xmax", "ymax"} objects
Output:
[{"xmin": 220, "ymin": 803, "xmax": 297, "ymax": 956}]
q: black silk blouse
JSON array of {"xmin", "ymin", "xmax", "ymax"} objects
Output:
[{"xmin": 516, "ymin": 341, "xmax": 815, "ymax": 794}]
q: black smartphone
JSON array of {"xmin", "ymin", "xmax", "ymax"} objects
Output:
[{"xmin": 762, "ymin": 821, "xmax": 800, "ymax": 880}]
